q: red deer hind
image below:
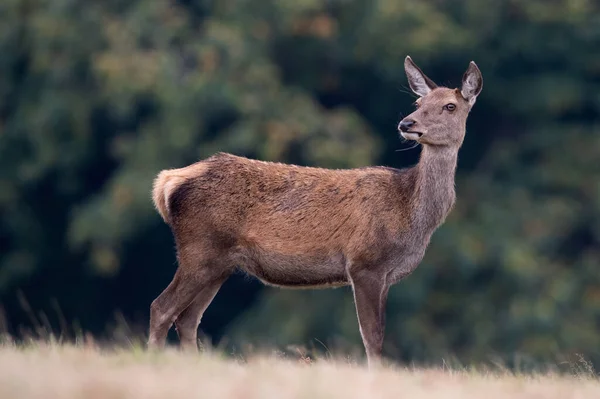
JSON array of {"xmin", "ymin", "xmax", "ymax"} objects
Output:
[{"xmin": 148, "ymin": 56, "xmax": 483, "ymax": 366}]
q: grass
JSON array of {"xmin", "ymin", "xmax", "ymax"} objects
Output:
[{"xmin": 0, "ymin": 339, "xmax": 599, "ymax": 399}]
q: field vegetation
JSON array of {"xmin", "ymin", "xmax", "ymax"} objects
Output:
[{"xmin": 1, "ymin": 340, "xmax": 599, "ymax": 399}]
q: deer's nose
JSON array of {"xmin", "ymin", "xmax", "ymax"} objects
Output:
[{"xmin": 398, "ymin": 119, "xmax": 416, "ymax": 132}]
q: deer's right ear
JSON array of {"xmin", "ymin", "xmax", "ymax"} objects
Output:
[{"xmin": 404, "ymin": 56, "xmax": 437, "ymax": 97}]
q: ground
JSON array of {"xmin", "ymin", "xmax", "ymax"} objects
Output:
[{"xmin": 0, "ymin": 342, "xmax": 598, "ymax": 399}]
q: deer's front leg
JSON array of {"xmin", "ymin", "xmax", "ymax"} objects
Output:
[{"xmin": 349, "ymin": 269, "xmax": 390, "ymax": 367}]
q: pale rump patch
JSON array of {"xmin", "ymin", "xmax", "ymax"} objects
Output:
[{"xmin": 151, "ymin": 162, "xmax": 208, "ymax": 223}]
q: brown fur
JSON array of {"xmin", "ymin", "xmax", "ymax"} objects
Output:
[{"xmin": 147, "ymin": 56, "xmax": 483, "ymax": 366}]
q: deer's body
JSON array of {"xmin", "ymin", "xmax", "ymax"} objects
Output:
[{"xmin": 148, "ymin": 56, "xmax": 483, "ymax": 366}]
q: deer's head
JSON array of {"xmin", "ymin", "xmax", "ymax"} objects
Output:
[{"xmin": 398, "ymin": 56, "xmax": 483, "ymax": 148}]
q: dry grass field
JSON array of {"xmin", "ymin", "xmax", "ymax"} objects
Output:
[{"xmin": 0, "ymin": 342, "xmax": 599, "ymax": 399}]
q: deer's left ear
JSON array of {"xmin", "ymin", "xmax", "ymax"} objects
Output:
[{"xmin": 461, "ymin": 61, "xmax": 483, "ymax": 106}]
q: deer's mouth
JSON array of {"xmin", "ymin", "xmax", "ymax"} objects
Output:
[{"xmin": 401, "ymin": 131, "xmax": 423, "ymax": 140}]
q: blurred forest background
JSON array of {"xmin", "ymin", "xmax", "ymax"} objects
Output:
[{"xmin": 1, "ymin": 0, "xmax": 600, "ymax": 368}]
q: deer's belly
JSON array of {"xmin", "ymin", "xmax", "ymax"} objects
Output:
[{"xmin": 234, "ymin": 248, "xmax": 349, "ymax": 289}]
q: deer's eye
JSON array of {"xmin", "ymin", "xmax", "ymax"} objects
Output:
[
  {"xmin": 444, "ymin": 103, "xmax": 456, "ymax": 111},
  {"xmin": 414, "ymin": 102, "xmax": 420, "ymax": 109}
]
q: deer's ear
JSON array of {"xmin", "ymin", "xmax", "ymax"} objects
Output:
[
  {"xmin": 404, "ymin": 56, "xmax": 437, "ymax": 97},
  {"xmin": 461, "ymin": 61, "xmax": 483, "ymax": 106}
]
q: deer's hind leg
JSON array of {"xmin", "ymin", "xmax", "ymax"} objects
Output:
[
  {"xmin": 174, "ymin": 275, "xmax": 228, "ymax": 351},
  {"xmin": 148, "ymin": 244, "xmax": 232, "ymax": 350}
]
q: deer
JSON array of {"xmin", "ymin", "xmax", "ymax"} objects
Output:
[{"xmin": 147, "ymin": 56, "xmax": 483, "ymax": 367}]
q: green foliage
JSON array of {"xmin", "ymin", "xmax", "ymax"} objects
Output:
[{"xmin": 1, "ymin": 0, "xmax": 600, "ymax": 367}]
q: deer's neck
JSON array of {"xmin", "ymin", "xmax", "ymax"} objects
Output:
[{"xmin": 412, "ymin": 145, "xmax": 459, "ymax": 232}]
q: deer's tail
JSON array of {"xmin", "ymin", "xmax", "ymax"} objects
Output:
[{"xmin": 152, "ymin": 169, "xmax": 188, "ymax": 224}]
